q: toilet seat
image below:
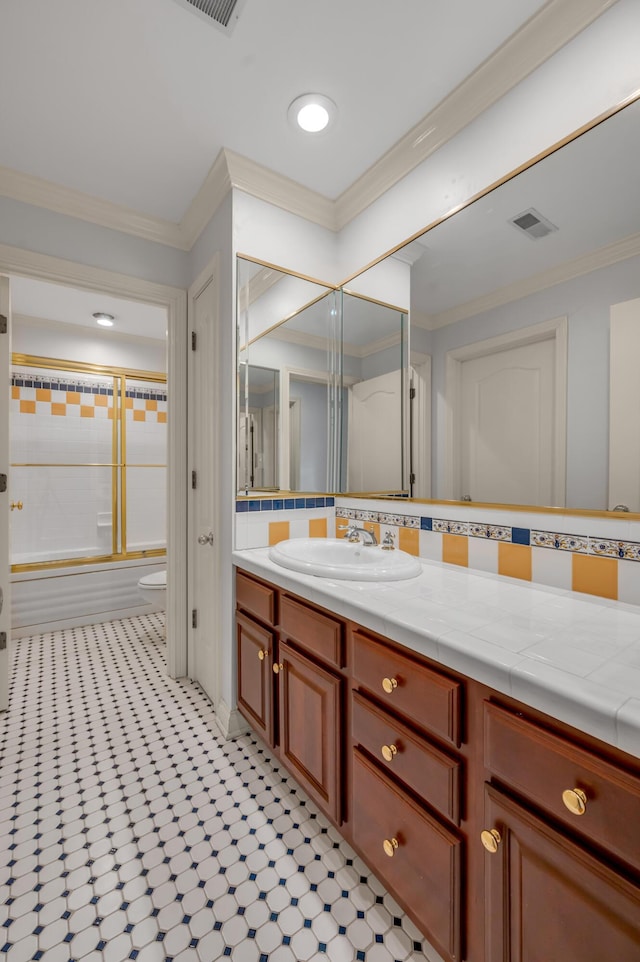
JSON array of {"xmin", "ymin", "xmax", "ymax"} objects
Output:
[{"xmin": 138, "ymin": 571, "xmax": 166, "ymax": 590}]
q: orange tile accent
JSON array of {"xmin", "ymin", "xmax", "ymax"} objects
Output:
[
  {"xmin": 36, "ymin": 388, "xmax": 51, "ymax": 402},
  {"xmin": 51, "ymin": 403, "xmax": 66, "ymax": 417},
  {"xmin": 572, "ymin": 554, "xmax": 618, "ymax": 600},
  {"xmin": 94, "ymin": 394, "xmax": 108, "ymax": 407},
  {"xmin": 80, "ymin": 406, "xmax": 95, "ymax": 418},
  {"xmin": 66, "ymin": 391, "xmax": 81, "ymax": 404},
  {"xmin": 498, "ymin": 543, "xmax": 532, "ymax": 582},
  {"xmin": 11, "ymin": 386, "xmax": 19, "ymax": 399},
  {"xmin": 309, "ymin": 518, "xmax": 327, "ymax": 538},
  {"xmin": 19, "ymin": 400, "xmax": 36, "ymax": 414},
  {"xmin": 133, "ymin": 409, "xmax": 146, "ymax": 422},
  {"xmin": 269, "ymin": 521, "xmax": 290, "ymax": 546},
  {"xmin": 398, "ymin": 527, "xmax": 419, "ymax": 556},
  {"xmin": 108, "ymin": 407, "xmax": 114, "ymax": 420},
  {"xmin": 442, "ymin": 534, "xmax": 469, "ymax": 567},
  {"xmin": 146, "ymin": 399, "xmax": 158, "ymax": 411},
  {"xmin": 125, "ymin": 397, "xmax": 133, "ymax": 409},
  {"xmin": 157, "ymin": 411, "xmax": 167, "ymax": 424}
]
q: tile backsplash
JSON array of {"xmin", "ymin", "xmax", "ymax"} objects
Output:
[{"xmin": 235, "ymin": 494, "xmax": 640, "ymax": 606}]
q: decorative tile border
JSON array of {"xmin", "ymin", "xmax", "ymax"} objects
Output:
[
  {"xmin": 336, "ymin": 506, "xmax": 640, "ymax": 562},
  {"xmin": 12, "ymin": 373, "xmax": 166, "ymax": 401},
  {"xmin": 237, "ymin": 496, "xmax": 334, "ymax": 513}
]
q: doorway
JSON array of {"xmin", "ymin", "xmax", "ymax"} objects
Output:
[{"xmin": 0, "ymin": 249, "xmax": 187, "ymax": 692}]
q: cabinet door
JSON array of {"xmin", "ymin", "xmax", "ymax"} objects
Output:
[
  {"xmin": 277, "ymin": 641, "xmax": 342, "ymax": 825},
  {"xmin": 236, "ymin": 612, "xmax": 275, "ymax": 746},
  {"xmin": 484, "ymin": 784, "xmax": 640, "ymax": 962}
]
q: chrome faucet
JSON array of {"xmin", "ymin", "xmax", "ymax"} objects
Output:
[{"xmin": 338, "ymin": 523, "xmax": 378, "ymax": 545}]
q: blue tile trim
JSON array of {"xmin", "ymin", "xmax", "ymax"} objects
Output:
[
  {"xmin": 236, "ymin": 501, "xmax": 249, "ymax": 513},
  {"xmin": 236, "ymin": 497, "xmax": 334, "ymax": 514},
  {"xmin": 248, "ymin": 500, "xmax": 261, "ymax": 512},
  {"xmin": 512, "ymin": 527, "xmax": 530, "ymax": 545},
  {"xmin": 11, "ymin": 374, "xmax": 166, "ymax": 401},
  {"xmin": 420, "ymin": 517, "xmax": 433, "ymax": 530},
  {"xmin": 260, "ymin": 500, "xmax": 273, "ymax": 511}
]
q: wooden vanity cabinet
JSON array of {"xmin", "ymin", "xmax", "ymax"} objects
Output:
[
  {"xmin": 235, "ymin": 568, "xmax": 640, "ymax": 962},
  {"xmin": 235, "ymin": 571, "xmax": 346, "ymax": 826},
  {"xmin": 482, "ymin": 701, "xmax": 640, "ymax": 961}
]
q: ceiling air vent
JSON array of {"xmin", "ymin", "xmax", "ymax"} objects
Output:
[
  {"xmin": 510, "ymin": 208, "xmax": 558, "ymax": 240},
  {"xmin": 172, "ymin": 0, "xmax": 247, "ymax": 35}
]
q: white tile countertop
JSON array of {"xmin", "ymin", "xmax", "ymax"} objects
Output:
[{"xmin": 233, "ymin": 548, "xmax": 640, "ymax": 759}]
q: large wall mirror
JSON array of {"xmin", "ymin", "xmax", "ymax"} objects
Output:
[
  {"xmin": 236, "ymin": 258, "xmax": 409, "ymax": 496},
  {"xmin": 351, "ymin": 94, "xmax": 640, "ymax": 512}
]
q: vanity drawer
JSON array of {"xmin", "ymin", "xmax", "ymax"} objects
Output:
[
  {"xmin": 351, "ymin": 628, "xmax": 462, "ymax": 747},
  {"xmin": 352, "ymin": 748, "xmax": 462, "ymax": 962},
  {"xmin": 236, "ymin": 571, "xmax": 276, "ymax": 625},
  {"xmin": 352, "ymin": 691, "xmax": 461, "ymax": 824},
  {"xmin": 280, "ymin": 594, "xmax": 344, "ymax": 669},
  {"xmin": 484, "ymin": 702, "xmax": 640, "ymax": 870}
]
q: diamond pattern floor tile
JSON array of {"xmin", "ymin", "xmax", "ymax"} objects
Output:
[{"xmin": 1, "ymin": 614, "xmax": 441, "ymax": 961}]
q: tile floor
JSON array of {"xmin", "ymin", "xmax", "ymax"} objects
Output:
[{"xmin": 0, "ymin": 614, "xmax": 440, "ymax": 962}]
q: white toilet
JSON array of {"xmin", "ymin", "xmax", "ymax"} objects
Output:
[{"xmin": 137, "ymin": 570, "xmax": 167, "ymax": 608}]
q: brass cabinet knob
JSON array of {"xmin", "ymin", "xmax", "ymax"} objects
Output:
[
  {"xmin": 10, "ymin": 501, "xmax": 23, "ymax": 511},
  {"xmin": 381, "ymin": 744, "xmax": 398, "ymax": 763},
  {"xmin": 481, "ymin": 828, "xmax": 502, "ymax": 854},
  {"xmin": 258, "ymin": 649, "xmax": 266, "ymax": 661},
  {"xmin": 562, "ymin": 788, "xmax": 587, "ymax": 816},
  {"xmin": 383, "ymin": 837, "xmax": 399, "ymax": 858},
  {"xmin": 382, "ymin": 677, "xmax": 398, "ymax": 694},
  {"xmin": 272, "ymin": 663, "xmax": 283, "ymax": 675}
]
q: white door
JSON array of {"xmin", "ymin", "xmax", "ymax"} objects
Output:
[
  {"xmin": 459, "ymin": 339, "xmax": 556, "ymax": 505},
  {"xmin": 348, "ymin": 369, "xmax": 403, "ymax": 491},
  {"xmin": 188, "ymin": 264, "xmax": 220, "ymax": 704},
  {"xmin": 609, "ymin": 296, "xmax": 640, "ymax": 511},
  {"xmin": 0, "ymin": 276, "xmax": 11, "ymax": 710}
]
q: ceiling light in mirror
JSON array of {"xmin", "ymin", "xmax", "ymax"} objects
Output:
[{"xmin": 288, "ymin": 94, "xmax": 336, "ymax": 133}]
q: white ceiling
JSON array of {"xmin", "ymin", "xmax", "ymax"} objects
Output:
[{"xmin": 1, "ymin": 0, "xmax": 548, "ymax": 221}]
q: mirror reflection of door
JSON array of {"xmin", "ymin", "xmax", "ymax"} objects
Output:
[{"xmin": 239, "ymin": 365, "xmax": 279, "ymax": 491}]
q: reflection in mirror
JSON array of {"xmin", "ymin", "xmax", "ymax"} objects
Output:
[
  {"xmin": 236, "ymin": 257, "xmax": 339, "ymax": 494},
  {"xmin": 341, "ymin": 290, "xmax": 408, "ymax": 494},
  {"xmin": 236, "ymin": 256, "xmax": 410, "ymax": 496},
  {"xmin": 359, "ymin": 94, "xmax": 640, "ymax": 511}
]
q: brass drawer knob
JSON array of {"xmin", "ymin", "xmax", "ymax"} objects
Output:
[
  {"xmin": 562, "ymin": 788, "xmax": 587, "ymax": 816},
  {"xmin": 481, "ymin": 828, "xmax": 502, "ymax": 854},
  {"xmin": 381, "ymin": 744, "xmax": 398, "ymax": 763},
  {"xmin": 383, "ymin": 837, "xmax": 399, "ymax": 858},
  {"xmin": 272, "ymin": 663, "xmax": 283, "ymax": 675},
  {"xmin": 10, "ymin": 501, "xmax": 23, "ymax": 511},
  {"xmin": 258, "ymin": 649, "xmax": 266, "ymax": 661},
  {"xmin": 382, "ymin": 677, "xmax": 398, "ymax": 694}
]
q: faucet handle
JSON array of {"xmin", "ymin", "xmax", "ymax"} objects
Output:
[{"xmin": 381, "ymin": 531, "xmax": 395, "ymax": 550}]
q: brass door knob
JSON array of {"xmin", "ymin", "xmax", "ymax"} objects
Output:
[
  {"xmin": 481, "ymin": 829, "xmax": 502, "ymax": 854},
  {"xmin": 383, "ymin": 837, "xmax": 399, "ymax": 858},
  {"xmin": 562, "ymin": 788, "xmax": 587, "ymax": 816},
  {"xmin": 273, "ymin": 663, "xmax": 284, "ymax": 675},
  {"xmin": 382, "ymin": 677, "xmax": 398, "ymax": 694},
  {"xmin": 10, "ymin": 501, "xmax": 23, "ymax": 511},
  {"xmin": 381, "ymin": 744, "xmax": 398, "ymax": 763},
  {"xmin": 258, "ymin": 649, "xmax": 266, "ymax": 661}
]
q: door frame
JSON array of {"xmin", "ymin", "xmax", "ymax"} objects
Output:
[
  {"xmin": 444, "ymin": 315, "xmax": 568, "ymax": 504},
  {"xmin": 187, "ymin": 256, "xmax": 222, "ymax": 696},
  {"xmin": 0, "ymin": 242, "xmax": 188, "ymax": 677}
]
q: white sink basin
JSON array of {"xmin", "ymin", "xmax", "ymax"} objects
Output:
[{"xmin": 268, "ymin": 538, "xmax": 422, "ymax": 581}]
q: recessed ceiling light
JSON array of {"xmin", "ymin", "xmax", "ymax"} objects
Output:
[
  {"xmin": 93, "ymin": 312, "xmax": 115, "ymax": 327},
  {"xmin": 288, "ymin": 94, "xmax": 336, "ymax": 133}
]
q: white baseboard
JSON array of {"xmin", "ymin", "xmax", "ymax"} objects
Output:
[{"xmin": 215, "ymin": 698, "xmax": 250, "ymax": 740}]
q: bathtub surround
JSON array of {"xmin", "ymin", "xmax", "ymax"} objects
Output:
[{"xmin": 234, "ymin": 495, "xmax": 640, "ymax": 606}]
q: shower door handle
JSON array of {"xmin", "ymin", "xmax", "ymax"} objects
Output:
[{"xmin": 198, "ymin": 531, "xmax": 214, "ymax": 546}]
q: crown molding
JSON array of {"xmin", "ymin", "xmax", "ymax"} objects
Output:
[
  {"xmin": 0, "ymin": 166, "xmax": 187, "ymax": 250},
  {"xmin": 424, "ymin": 231, "xmax": 640, "ymax": 331},
  {"xmin": 223, "ymin": 150, "xmax": 337, "ymax": 231},
  {"xmin": 0, "ymin": 0, "xmax": 618, "ymax": 250},
  {"xmin": 333, "ymin": 0, "xmax": 619, "ymax": 229}
]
